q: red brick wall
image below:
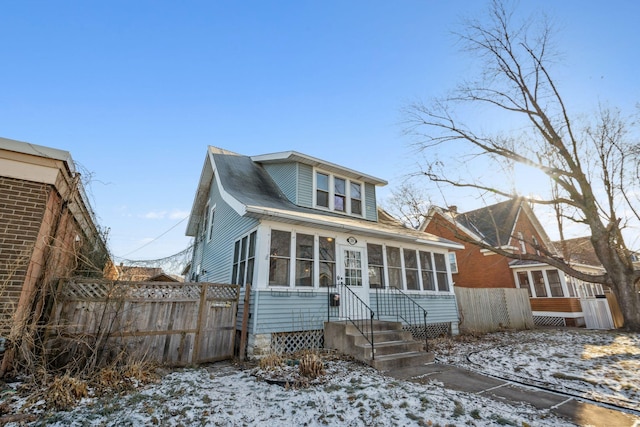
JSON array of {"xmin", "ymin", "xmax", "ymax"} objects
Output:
[
  {"xmin": 0, "ymin": 177, "xmax": 48, "ymax": 334},
  {"xmin": 424, "ymin": 213, "xmax": 516, "ymax": 289}
]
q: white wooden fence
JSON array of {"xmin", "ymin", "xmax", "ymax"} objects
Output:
[{"xmin": 455, "ymin": 287, "xmax": 534, "ymax": 333}]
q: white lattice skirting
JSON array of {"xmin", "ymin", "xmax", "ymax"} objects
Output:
[
  {"xmin": 271, "ymin": 330, "xmax": 324, "ymax": 354},
  {"xmin": 533, "ymin": 316, "xmax": 566, "ymax": 327},
  {"xmin": 404, "ymin": 322, "xmax": 451, "ymax": 340}
]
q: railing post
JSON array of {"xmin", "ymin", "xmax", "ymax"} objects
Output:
[
  {"xmin": 424, "ymin": 311, "xmax": 428, "ymax": 352},
  {"xmin": 370, "ymin": 310, "xmax": 375, "ymax": 360}
]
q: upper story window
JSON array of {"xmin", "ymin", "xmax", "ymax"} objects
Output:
[
  {"xmin": 517, "ymin": 231, "xmax": 526, "ymax": 253},
  {"xmin": 316, "ymin": 173, "xmax": 329, "ymax": 208},
  {"xmin": 208, "ymin": 205, "xmax": 216, "ymax": 241},
  {"xmin": 315, "ymin": 171, "xmax": 363, "ymax": 216}
]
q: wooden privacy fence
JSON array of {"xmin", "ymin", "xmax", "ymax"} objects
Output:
[
  {"xmin": 455, "ymin": 287, "xmax": 534, "ymax": 333},
  {"xmin": 48, "ymin": 280, "xmax": 240, "ymax": 365}
]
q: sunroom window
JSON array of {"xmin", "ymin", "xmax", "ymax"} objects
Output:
[
  {"xmin": 269, "ymin": 230, "xmax": 291, "ymax": 286},
  {"xmin": 386, "ymin": 246, "xmax": 402, "ymax": 288},
  {"xmin": 295, "ymin": 233, "xmax": 314, "ymax": 286},
  {"xmin": 319, "ymin": 236, "xmax": 335, "ymax": 287},
  {"xmin": 434, "ymin": 253, "xmax": 449, "ymax": 292},
  {"xmin": 404, "ymin": 249, "xmax": 419, "ymax": 290},
  {"xmin": 232, "ymin": 231, "xmax": 256, "ymax": 286},
  {"xmin": 367, "ymin": 243, "xmax": 384, "ymax": 289}
]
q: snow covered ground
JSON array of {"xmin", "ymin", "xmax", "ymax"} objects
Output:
[
  {"xmin": 2, "ymin": 328, "xmax": 638, "ymax": 426},
  {"xmin": 432, "ymin": 328, "xmax": 640, "ymax": 412}
]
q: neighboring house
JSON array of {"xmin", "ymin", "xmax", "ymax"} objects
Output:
[
  {"xmin": 115, "ymin": 265, "xmax": 182, "ymax": 282},
  {"xmin": 422, "ymin": 199, "xmax": 591, "ymax": 327},
  {"xmin": 185, "ymin": 147, "xmax": 462, "ymax": 357},
  {"xmin": 0, "ymin": 137, "xmax": 110, "ymax": 370}
]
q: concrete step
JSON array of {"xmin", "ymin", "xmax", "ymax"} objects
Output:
[
  {"xmin": 357, "ymin": 340, "xmax": 424, "ymax": 356},
  {"xmin": 343, "ymin": 320, "xmax": 403, "ymax": 334},
  {"xmin": 350, "ymin": 330, "xmax": 413, "ymax": 347},
  {"xmin": 370, "ymin": 351, "xmax": 435, "ymax": 371}
]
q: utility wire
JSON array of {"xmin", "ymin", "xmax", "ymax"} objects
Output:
[{"xmin": 118, "ymin": 215, "xmax": 190, "ymax": 258}]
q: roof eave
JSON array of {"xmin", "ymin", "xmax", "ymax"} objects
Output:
[
  {"xmin": 251, "ymin": 150, "xmax": 387, "ymax": 186},
  {"xmin": 246, "ymin": 206, "xmax": 461, "ymax": 249}
]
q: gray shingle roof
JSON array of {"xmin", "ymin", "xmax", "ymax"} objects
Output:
[
  {"xmin": 211, "ymin": 150, "xmax": 461, "ymax": 248},
  {"xmin": 456, "ymin": 199, "xmax": 522, "ymax": 247}
]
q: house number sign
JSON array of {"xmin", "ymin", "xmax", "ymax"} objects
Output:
[{"xmin": 346, "ymin": 236, "xmax": 357, "ymax": 245}]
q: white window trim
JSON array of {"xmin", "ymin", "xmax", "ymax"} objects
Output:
[
  {"xmin": 207, "ymin": 204, "xmax": 216, "ymax": 242},
  {"xmin": 449, "ymin": 252, "xmax": 458, "ymax": 274},
  {"xmin": 517, "ymin": 231, "xmax": 526, "ymax": 253},
  {"xmin": 313, "ymin": 168, "xmax": 364, "ymax": 217}
]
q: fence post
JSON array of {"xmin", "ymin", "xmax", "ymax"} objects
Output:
[
  {"xmin": 193, "ymin": 283, "xmax": 208, "ymax": 363},
  {"xmin": 239, "ymin": 283, "xmax": 252, "ymax": 361}
]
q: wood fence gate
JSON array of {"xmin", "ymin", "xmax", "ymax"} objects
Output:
[
  {"xmin": 48, "ymin": 280, "xmax": 240, "ymax": 365},
  {"xmin": 580, "ymin": 297, "xmax": 615, "ymax": 330}
]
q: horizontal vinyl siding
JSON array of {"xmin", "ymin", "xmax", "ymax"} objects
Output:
[
  {"xmin": 251, "ymin": 290, "xmax": 327, "ymax": 334},
  {"xmin": 369, "ymin": 293, "xmax": 459, "ymax": 324},
  {"xmin": 364, "ymin": 183, "xmax": 377, "ymax": 221},
  {"xmin": 263, "ymin": 163, "xmax": 298, "ymax": 204},
  {"xmin": 236, "ymin": 288, "xmax": 255, "ymax": 334},
  {"xmin": 201, "ymin": 181, "xmax": 259, "ymax": 284},
  {"xmin": 297, "ymin": 163, "xmax": 313, "ymax": 208}
]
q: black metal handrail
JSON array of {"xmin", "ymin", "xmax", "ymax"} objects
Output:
[
  {"xmin": 374, "ymin": 286, "xmax": 429, "ymax": 351},
  {"xmin": 327, "ymin": 284, "xmax": 376, "ymax": 360}
]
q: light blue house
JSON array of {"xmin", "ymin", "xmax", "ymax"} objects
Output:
[{"xmin": 185, "ymin": 147, "xmax": 462, "ymax": 357}]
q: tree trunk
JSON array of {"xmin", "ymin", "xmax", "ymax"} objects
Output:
[{"xmin": 609, "ymin": 274, "xmax": 640, "ymax": 332}]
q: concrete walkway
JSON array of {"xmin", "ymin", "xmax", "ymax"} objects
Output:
[{"xmin": 388, "ymin": 363, "xmax": 640, "ymax": 427}]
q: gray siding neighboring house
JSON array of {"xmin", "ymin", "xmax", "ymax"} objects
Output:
[{"xmin": 186, "ymin": 146, "xmax": 463, "ymax": 357}]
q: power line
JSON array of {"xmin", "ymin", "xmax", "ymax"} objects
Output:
[{"xmin": 118, "ymin": 215, "xmax": 190, "ymax": 258}]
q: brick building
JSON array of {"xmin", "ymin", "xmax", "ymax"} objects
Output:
[
  {"xmin": 0, "ymin": 137, "xmax": 110, "ymax": 370},
  {"xmin": 422, "ymin": 199, "xmax": 601, "ymax": 327}
]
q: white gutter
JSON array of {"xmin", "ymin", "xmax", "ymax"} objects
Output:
[{"xmin": 246, "ymin": 206, "xmax": 463, "ymax": 250}]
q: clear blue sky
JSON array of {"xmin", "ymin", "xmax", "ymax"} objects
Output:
[{"xmin": 1, "ymin": 1, "xmax": 638, "ymax": 264}]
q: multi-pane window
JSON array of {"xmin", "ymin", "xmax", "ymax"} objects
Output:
[
  {"xmin": 295, "ymin": 233, "xmax": 314, "ymax": 286},
  {"xmin": 350, "ymin": 182, "xmax": 362, "ymax": 215},
  {"xmin": 547, "ymin": 270, "xmax": 564, "ymax": 297},
  {"xmin": 269, "ymin": 230, "xmax": 291, "ymax": 286},
  {"xmin": 334, "ymin": 178, "xmax": 346, "ymax": 212},
  {"xmin": 386, "ymin": 246, "xmax": 402, "ymax": 288},
  {"xmin": 315, "ymin": 171, "xmax": 363, "ymax": 216},
  {"xmin": 448, "ymin": 252, "xmax": 458, "ymax": 274},
  {"xmin": 316, "ymin": 173, "xmax": 329, "ymax": 208},
  {"xmin": 532, "ymin": 270, "xmax": 547, "ymax": 297},
  {"xmin": 517, "ymin": 272, "xmax": 532, "ymax": 297},
  {"xmin": 434, "ymin": 253, "xmax": 449, "ymax": 292},
  {"xmin": 404, "ymin": 249, "xmax": 419, "ymax": 290},
  {"xmin": 367, "ymin": 244, "xmax": 384, "ymax": 289},
  {"xmin": 319, "ymin": 236, "xmax": 335, "ymax": 287},
  {"xmin": 419, "ymin": 251, "xmax": 435, "ymax": 291},
  {"xmin": 231, "ymin": 231, "xmax": 256, "ymax": 286}
]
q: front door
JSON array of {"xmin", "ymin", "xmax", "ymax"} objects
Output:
[{"xmin": 337, "ymin": 246, "xmax": 370, "ymax": 319}]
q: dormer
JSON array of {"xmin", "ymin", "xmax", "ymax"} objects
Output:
[{"xmin": 251, "ymin": 151, "xmax": 387, "ymax": 222}]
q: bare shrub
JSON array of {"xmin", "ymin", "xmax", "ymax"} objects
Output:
[
  {"xmin": 299, "ymin": 352, "xmax": 324, "ymax": 379},
  {"xmin": 259, "ymin": 353, "xmax": 284, "ymax": 370}
]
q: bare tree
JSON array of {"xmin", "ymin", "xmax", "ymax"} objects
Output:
[
  {"xmin": 405, "ymin": 1, "xmax": 640, "ymax": 331},
  {"xmin": 384, "ymin": 182, "xmax": 433, "ymax": 229}
]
